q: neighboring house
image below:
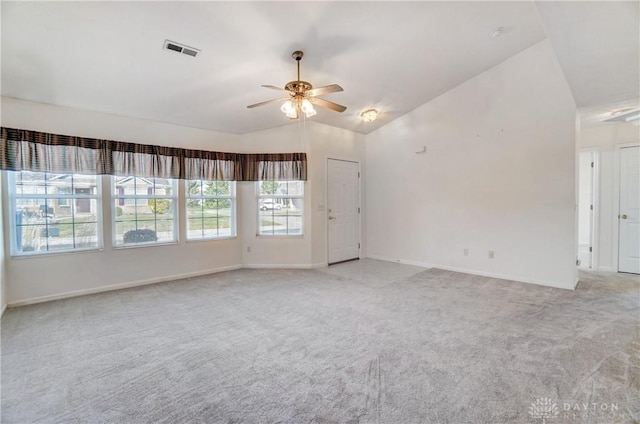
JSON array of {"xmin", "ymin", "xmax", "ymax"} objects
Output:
[
  {"xmin": 114, "ymin": 177, "xmax": 171, "ymax": 214},
  {"xmin": 16, "ymin": 173, "xmax": 98, "ymax": 217}
]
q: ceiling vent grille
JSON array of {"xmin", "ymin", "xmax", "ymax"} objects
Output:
[{"xmin": 163, "ymin": 40, "xmax": 200, "ymax": 58}]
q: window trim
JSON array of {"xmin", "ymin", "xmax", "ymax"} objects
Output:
[
  {"xmin": 111, "ymin": 176, "xmax": 179, "ymax": 248},
  {"xmin": 256, "ymin": 180, "xmax": 304, "ymax": 237},
  {"xmin": 8, "ymin": 171, "xmax": 103, "ymax": 257}
]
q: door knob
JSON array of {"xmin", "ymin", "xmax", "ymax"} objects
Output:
[
  {"xmin": 621, "ymin": 214, "xmax": 628, "ymax": 219},
  {"xmin": 328, "ymin": 216, "xmax": 336, "ymax": 220}
]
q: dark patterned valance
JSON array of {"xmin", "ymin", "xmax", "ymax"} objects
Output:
[{"xmin": 0, "ymin": 127, "xmax": 307, "ymax": 181}]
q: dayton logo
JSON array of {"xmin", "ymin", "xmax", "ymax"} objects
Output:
[{"xmin": 529, "ymin": 398, "xmax": 559, "ymax": 423}]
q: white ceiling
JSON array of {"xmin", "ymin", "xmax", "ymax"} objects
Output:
[
  {"xmin": 1, "ymin": 1, "xmax": 638, "ymax": 135},
  {"xmin": 535, "ymin": 1, "xmax": 640, "ymax": 126}
]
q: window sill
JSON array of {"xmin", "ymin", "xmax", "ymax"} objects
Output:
[
  {"xmin": 256, "ymin": 235, "xmax": 304, "ymax": 239},
  {"xmin": 11, "ymin": 247, "xmax": 104, "ymax": 259},
  {"xmin": 113, "ymin": 240, "xmax": 179, "ymax": 250},
  {"xmin": 186, "ymin": 236, "xmax": 238, "ymax": 243}
]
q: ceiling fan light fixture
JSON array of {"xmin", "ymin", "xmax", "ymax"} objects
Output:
[
  {"xmin": 281, "ymin": 100, "xmax": 297, "ymax": 118},
  {"xmin": 361, "ymin": 109, "xmax": 378, "ymax": 123},
  {"xmin": 301, "ymin": 99, "xmax": 317, "ymax": 117},
  {"xmin": 280, "ymin": 97, "xmax": 316, "ymax": 119}
]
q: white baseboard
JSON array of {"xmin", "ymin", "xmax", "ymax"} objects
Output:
[
  {"xmin": 7, "ymin": 264, "xmax": 243, "ymax": 308},
  {"xmin": 6, "ymin": 262, "xmax": 331, "ymax": 308},
  {"xmin": 4, "ymin": 254, "xmax": 579, "ymax": 309},
  {"xmin": 366, "ymin": 255, "xmax": 577, "ymax": 290},
  {"xmin": 366, "ymin": 255, "xmax": 432, "ymax": 269},
  {"xmin": 243, "ymin": 263, "xmax": 317, "ymax": 270}
]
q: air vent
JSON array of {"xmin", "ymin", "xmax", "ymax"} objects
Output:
[{"xmin": 163, "ymin": 40, "xmax": 200, "ymax": 58}]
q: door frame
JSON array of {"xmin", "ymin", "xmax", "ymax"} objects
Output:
[
  {"xmin": 612, "ymin": 142, "xmax": 640, "ymax": 272},
  {"xmin": 578, "ymin": 148, "xmax": 600, "ymax": 269},
  {"xmin": 326, "ymin": 157, "xmax": 362, "ymax": 265}
]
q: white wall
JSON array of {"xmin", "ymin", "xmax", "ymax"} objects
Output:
[
  {"xmin": 235, "ymin": 121, "xmax": 366, "ymax": 268},
  {"xmin": 1, "ymin": 97, "xmax": 366, "ymax": 305},
  {"xmin": 365, "ymin": 40, "xmax": 578, "ymax": 289},
  {"xmin": 579, "ymin": 122, "xmax": 640, "ymax": 271},
  {"xmin": 1, "ymin": 97, "xmax": 245, "ymax": 304},
  {"xmin": 0, "ymin": 172, "xmax": 6, "ymax": 316}
]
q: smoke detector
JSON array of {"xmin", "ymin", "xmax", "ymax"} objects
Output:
[
  {"xmin": 163, "ymin": 40, "xmax": 200, "ymax": 58},
  {"xmin": 490, "ymin": 27, "xmax": 505, "ymax": 38}
]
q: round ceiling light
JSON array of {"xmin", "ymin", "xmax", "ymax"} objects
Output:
[{"xmin": 360, "ymin": 109, "xmax": 378, "ymax": 123}]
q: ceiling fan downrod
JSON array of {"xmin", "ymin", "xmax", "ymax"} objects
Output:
[
  {"xmin": 293, "ymin": 50, "xmax": 303, "ymax": 82},
  {"xmin": 285, "ymin": 51, "xmax": 312, "ymax": 94}
]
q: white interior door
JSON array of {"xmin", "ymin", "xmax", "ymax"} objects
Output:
[
  {"xmin": 619, "ymin": 146, "xmax": 640, "ymax": 274},
  {"xmin": 328, "ymin": 159, "xmax": 360, "ymax": 264},
  {"xmin": 578, "ymin": 151, "xmax": 595, "ymax": 268}
]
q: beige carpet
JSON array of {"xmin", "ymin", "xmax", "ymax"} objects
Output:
[{"xmin": 2, "ymin": 259, "xmax": 638, "ymax": 423}]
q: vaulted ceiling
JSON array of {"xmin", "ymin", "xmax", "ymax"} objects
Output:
[{"xmin": 2, "ymin": 1, "xmax": 638, "ymax": 134}]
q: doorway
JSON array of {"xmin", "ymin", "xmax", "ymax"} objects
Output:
[
  {"xmin": 618, "ymin": 146, "xmax": 639, "ymax": 274},
  {"xmin": 577, "ymin": 150, "xmax": 596, "ymax": 268},
  {"xmin": 327, "ymin": 159, "xmax": 360, "ymax": 264}
]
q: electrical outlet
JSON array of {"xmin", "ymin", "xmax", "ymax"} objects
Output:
[
  {"xmin": 464, "ymin": 248, "xmax": 469, "ymax": 256},
  {"xmin": 488, "ymin": 250, "xmax": 494, "ymax": 259},
  {"xmin": 247, "ymin": 246, "xmax": 251, "ymax": 253}
]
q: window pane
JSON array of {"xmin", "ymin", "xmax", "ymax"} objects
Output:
[
  {"xmin": 155, "ymin": 220, "xmax": 173, "ymax": 242},
  {"xmin": 75, "ymin": 222, "xmax": 99, "ymax": 248},
  {"xmin": 113, "ymin": 177, "xmax": 176, "ymax": 246},
  {"xmin": 214, "ymin": 181, "xmax": 231, "ymax": 196},
  {"xmin": 257, "ymin": 181, "xmax": 303, "ymax": 236},
  {"xmin": 185, "ymin": 180, "xmax": 235, "ymax": 240},
  {"xmin": 15, "ymin": 225, "xmax": 45, "ymax": 253},
  {"xmin": 47, "ymin": 224, "xmax": 73, "ymax": 251},
  {"xmin": 186, "ymin": 180, "xmax": 203, "ymax": 197},
  {"xmin": 11, "ymin": 172, "xmax": 101, "ymax": 255},
  {"xmin": 187, "ymin": 199, "xmax": 203, "ymax": 218},
  {"xmin": 259, "ymin": 181, "xmax": 280, "ymax": 196},
  {"xmin": 287, "ymin": 214, "xmax": 303, "ymax": 235},
  {"xmin": 115, "ymin": 221, "xmax": 135, "ymax": 244},
  {"xmin": 16, "ymin": 172, "xmax": 46, "ymax": 196},
  {"xmin": 217, "ymin": 205, "xmax": 232, "ymax": 237},
  {"xmin": 187, "ymin": 218, "xmax": 203, "ymax": 239}
]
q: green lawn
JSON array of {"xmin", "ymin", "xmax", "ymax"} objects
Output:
[{"xmin": 44, "ymin": 207, "xmax": 294, "ymax": 238}]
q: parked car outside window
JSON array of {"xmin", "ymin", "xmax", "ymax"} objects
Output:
[{"xmin": 259, "ymin": 200, "xmax": 282, "ymax": 211}]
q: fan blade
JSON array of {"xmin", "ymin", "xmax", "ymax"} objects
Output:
[
  {"xmin": 261, "ymin": 85, "xmax": 290, "ymax": 93},
  {"xmin": 311, "ymin": 97, "xmax": 347, "ymax": 113},
  {"xmin": 306, "ymin": 84, "xmax": 343, "ymax": 97},
  {"xmin": 247, "ymin": 98, "xmax": 289, "ymax": 109}
]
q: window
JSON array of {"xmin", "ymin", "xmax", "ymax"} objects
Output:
[
  {"xmin": 257, "ymin": 180, "xmax": 303, "ymax": 236},
  {"xmin": 113, "ymin": 176, "xmax": 177, "ymax": 246},
  {"xmin": 9, "ymin": 171, "xmax": 101, "ymax": 255},
  {"xmin": 185, "ymin": 180, "xmax": 236, "ymax": 240}
]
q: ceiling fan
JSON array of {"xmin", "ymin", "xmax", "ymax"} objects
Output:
[{"xmin": 247, "ymin": 50, "xmax": 347, "ymax": 119}]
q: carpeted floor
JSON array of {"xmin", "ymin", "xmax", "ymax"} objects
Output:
[{"xmin": 1, "ymin": 259, "xmax": 638, "ymax": 423}]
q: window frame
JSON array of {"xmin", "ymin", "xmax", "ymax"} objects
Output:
[
  {"xmin": 185, "ymin": 180, "xmax": 237, "ymax": 241},
  {"xmin": 111, "ymin": 176, "xmax": 179, "ymax": 248},
  {"xmin": 8, "ymin": 171, "xmax": 103, "ymax": 257},
  {"xmin": 256, "ymin": 180, "xmax": 304, "ymax": 237}
]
